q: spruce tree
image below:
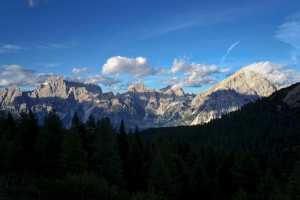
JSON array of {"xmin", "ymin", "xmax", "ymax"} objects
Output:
[
  {"xmin": 128, "ymin": 129, "xmax": 145, "ymax": 191},
  {"xmin": 117, "ymin": 119, "xmax": 129, "ymax": 181},
  {"xmin": 40, "ymin": 109, "xmax": 63, "ymax": 174},
  {"xmin": 92, "ymin": 117, "xmax": 123, "ymax": 185},
  {"xmin": 61, "ymin": 129, "xmax": 86, "ymax": 173}
]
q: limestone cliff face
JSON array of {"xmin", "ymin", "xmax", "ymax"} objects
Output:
[
  {"xmin": 190, "ymin": 69, "xmax": 281, "ymax": 125},
  {"xmin": 0, "ymin": 69, "xmax": 282, "ymax": 128},
  {"xmin": 283, "ymin": 83, "xmax": 300, "ymax": 108}
]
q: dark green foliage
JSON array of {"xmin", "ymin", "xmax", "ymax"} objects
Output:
[
  {"xmin": 188, "ymin": 158, "xmax": 210, "ymax": 200},
  {"xmin": 0, "ymin": 83, "xmax": 300, "ymax": 199},
  {"xmin": 15, "ymin": 110, "xmax": 40, "ymax": 172},
  {"xmin": 45, "ymin": 173, "xmax": 126, "ymax": 200},
  {"xmin": 0, "ymin": 131, "xmax": 14, "ymax": 172},
  {"xmin": 230, "ymin": 190, "xmax": 249, "ymax": 200},
  {"xmin": 91, "ymin": 117, "xmax": 123, "ymax": 185},
  {"xmin": 39, "ymin": 109, "xmax": 63, "ymax": 174},
  {"xmin": 149, "ymin": 150, "xmax": 172, "ymax": 196},
  {"xmin": 256, "ymin": 170, "xmax": 282, "ymax": 200},
  {"xmin": 61, "ymin": 129, "xmax": 86, "ymax": 173},
  {"xmin": 128, "ymin": 127, "xmax": 145, "ymax": 191},
  {"xmin": 60, "ymin": 109, "xmax": 87, "ymax": 173},
  {"xmin": 117, "ymin": 119, "xmax": 129, "ymax": 181},
  {"xmin": 286, "ymin": 162, "xmax": 300, "ymax": 200}
]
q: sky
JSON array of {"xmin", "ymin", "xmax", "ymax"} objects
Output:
[{"xmin": 0, "ymin": 0, "xmax": 300, "ymax": 93}]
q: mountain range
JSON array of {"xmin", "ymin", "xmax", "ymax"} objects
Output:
[{"xmin": 0, "ymin": 68, "xmax": 281, "ymax": 128}]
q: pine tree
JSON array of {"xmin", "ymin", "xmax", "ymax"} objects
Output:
[
  {"xmin": 117, "ymin": 119, "xmax": 129, "ymax": 181},
  {"xmin": 6, "ymin": 112, "xmax": 16, "ymax": 140},
  {"xmin": 189, "ymin": 158, "xmax": 209, "ymax": 200},
  {"xmin": 85, "ymin": 114, "xmax": 97, "ymax": 167},
  {"xmin": 39, "ymin": 109, "xmax": 63, "ymax": 174},
  {"xmin": 61, "ymin": 129, "xmax": 86, "ymax": 173},
  {"xmin": 149, "ymin": 150, "xmax": 171, "ymax": 197},
  {"xmin": 286, "ymin": 162, "xmax": 300, "ymax": 200},
  {"xmin": 71, "ymin": 112, "xmax": 88, "ymax": 151},
  {"xmin": 256, "ymin": 170, "xmax": 281, "ymax": 200},
  {"xmin": 16, "ymin": 110, "xmax": 39, "ymax": 171},
  {"xmin": 128, "ymin": 128, "xmax": 145, "ymax": 191},
  {"xmin": 92, "ymin": 117, "xmax": 123, "ymax": 185},
  {"xmin": 85, "ymin": 114, "xmax": 97, "ymax": 148}
]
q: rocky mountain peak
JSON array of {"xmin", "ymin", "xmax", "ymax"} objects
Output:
[
  {"xmin": 128, "ymin": 82, "xmax": 147, "ymax": 92},
  {"xmin": 0, "ymin": 70, "xmax": 289, "ymax": 129},
  {"xmin": 35, "ymin": 76, "xmax": 68, "ymax": 98},
  {"xmin": 44, "ymin": 76, "xmax": 65, "ymax": 85},
  {"xmin": 283, "ymin": 83, "xmax": 300, "ymax": 108},
  {"xmin": 6, "ymin": 84, "xmax": 22, "ymax": 102},
  {"xmin": 190, "ymin": 69, "xmax": 281, "ymax": 125}
]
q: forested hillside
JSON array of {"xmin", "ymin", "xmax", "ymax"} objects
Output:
[{"xmin": 0, "ymin": 83, "xmax": 300, "ymax": 199}]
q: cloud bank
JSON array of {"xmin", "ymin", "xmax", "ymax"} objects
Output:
[
  {"xmin": 166, "ymin": 58, "xmax": 229, "ymax": 88},
  {"xmin": 0, "ymin": 65, "xmax": 50, "ymax": 87},
  {"xmin": 102, "ymin": 56, "xmax": 157, "ymax": 77},
  {"xmin": 0, "ymin": 44, "xmax": 24, "ymax": 54},
  {"xmin": 242, "ymin": 61, "xmax": 300, "ymax": 86}
]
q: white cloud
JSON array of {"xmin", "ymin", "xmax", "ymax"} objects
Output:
[
  {"xmin": 101, "ymin": 56, "xmax": 157, "ymax": 77},
  {"xmin": 28, "ymin": 0, "xmax": 38, "ymax": 7},
  {"xmin": 276, "ymin": 21, "xmax": 300, "ymax": 49},
  {"xmin": 0, "ymin": 44, "xmax": 24, "ymax": 54},
  {"xmin": 45, "ymin": 62, "xmax": 63, "ymax": 68},
  {"xmin": 0, "ymin": 65, "xmax": 50, "ymax": 87},
  {"xmin": 170, "ymin": 58, "xmax": 188, "ymax": 73},
  {"xmin": 242, "ymin": 61, "xmax": 300, "ymax": 86},
  {"xmin": 276, "ymin": 13, "xmax": 300, "ymax": 63},
  {"xmin": 84, "ymin": 75, "xmax": 121, "ymax": 86},
  {"xmin": 35, "ymin": 42, "xmax": 75, "ymax": 50},
  {"xmin": 166, "ymin": 58, "xmax": 228, "ymax": 88},
  {"xmin": 0, "ymin": 65, "xmax": 120, "ymax": 88},
  {"xmin": 72, "ymin": 67, "xmax": 91, "ymax": 75}
]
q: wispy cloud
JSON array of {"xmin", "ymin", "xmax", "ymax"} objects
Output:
[
  {"xmin": 36, "ymin": 42, "xmax": 73, "ymax": 49},
  {"xmin": 276, "ymin": 13, "xmax": 300, "ymax": 63},
  {"xmin": 72, "ymin": 67, "xmax": 92, "ymax": 75},
  {"xmin": 28, "ymin": 0, "xmax": 50, "ymax": 8},
  {"xmin": 44, "ymin": 62, "xmax": 63, "ymax": 68},
  {"xmin": 220, "ymin": 39, "xmax": 243, "ymax": 66},
  {"xmin": 28, "ymin": 0, "xmax": 39, "ymax": 7},
  {"xmin": 0, "ymin": 65, "xmax": 51, "ymax": 87},
  {"xmin": 0, "ymin": 44, "xmax": 24, "ymax": 54}
]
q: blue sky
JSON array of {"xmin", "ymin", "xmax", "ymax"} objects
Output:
[{"xmin": 0, "ymin": 0, "xmax": 300, "ymax": 93}]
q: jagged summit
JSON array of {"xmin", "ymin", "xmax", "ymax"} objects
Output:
[
  {"xmin": 190, "ymin": 68, "xmax": 281, "ymax": 125},
  {"xmin": 128, "ymin": 82, "xmax": 147, "ymax": 92},
  {"xmin": 44, "ymin": 76, "xmax": 64, "ymax": 84}
]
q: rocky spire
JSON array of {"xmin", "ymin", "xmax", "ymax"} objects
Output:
[{"xmin": 128, "ymin": 82, "xmax": 147, "ymax": 92}]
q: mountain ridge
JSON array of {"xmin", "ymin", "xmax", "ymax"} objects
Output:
[{"xmin": 0, "ymin": 69, "xmax": 282, "ymax": 128}]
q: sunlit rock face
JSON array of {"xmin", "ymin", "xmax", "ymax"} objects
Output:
[{"xmin": 190, "ymin": 69, "xmax": 280, "ymax": 125}]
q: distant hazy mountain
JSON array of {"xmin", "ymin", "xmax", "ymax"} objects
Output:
[{"xmin": 0, "ymin": 69, "xmax": 281, "ymax": 128}]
